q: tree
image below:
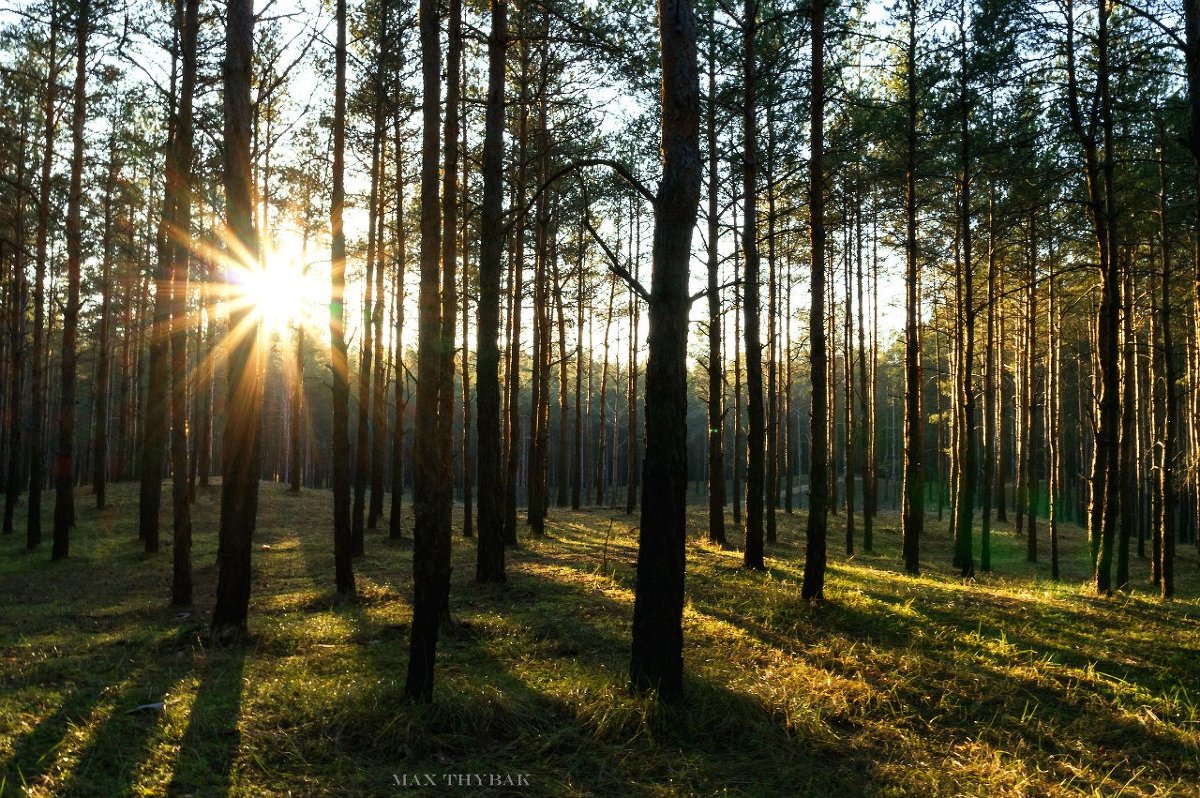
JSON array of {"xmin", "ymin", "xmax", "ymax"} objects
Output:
[
  {"xmin": 704, "ymin": 0, "xmax": 727, "ymax": 549},
  {"xmin": 476, "ymin": 0, "xmax": 507, "ymax": 583},
  {"xmin": 211, "ymin": 0, "xmax": 263, "ymax": 639},
  {"xmin": 1063, "ymin": 0, "xmax": 1120, "ymax": 594},
  {"xmin": 951, "ymin": 0, "xmax": 976, "ymax": 578},
  {"xmin": 51, "ymin": 0, "xmax": 89, "ymax": 561},
  {"xmin": 405, "ymin": 0, "xmax": 450, "ymax": 701},
  {"xmin": 741, "ymin": 0, "xmax": 765, "ymax": 572},
  {"xmin": 900, "ymin": 0, "xmax": 923, "ymax": 576},
  {"xmin": 330, "ymin": 0, "xmax": 355, "ymax": 598},
  {"xmin": 801, "ymin": 0, "xmax": 828, "ymax": 600},
  {"xmin": 629, "ymin": 0, "xmax": 702, "ymax": 699},
  {"xmin": 27, "ymin": 0, "xmax": 60, "ymax": 552},
  {"xmin": 169, "ymin": 0, "xmax": 200, "ymax": 604}
]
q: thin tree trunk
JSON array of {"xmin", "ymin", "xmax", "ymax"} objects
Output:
[
  {"xmin": 1158, "ymin": 135, "xmax": 1177, "ymax": 599},
  {"xmin": 2, "ymin": 107, "xmax": 29, "ymax": 537},
  {"xmin": 857, "ymin": 186, "xmax": 873, "ymax": 552},
  {"xmin": 169, "ymin": 0, "xmax": 199, "ymax": 603},
  {"xmin": 742, "ymin": 0, "xmax": 765, "ymax": 571},
  {"xmin": 329, "ymin": 0, "xmax": 355, "ymax": 593},
  {"xmin": 439, "ymin": 0, "xmax": 462, "ymax": 542},
  {"xmin": 52, "ymin": 0, "xmax": 89, "ymax": 560},
  {"xmin": 28, "ymin": 0, "xmax": 58, "ymax": 551},
  {"xmin": 389, "ymin": 114, "xmax": 407, "ymax": 541},
  {"xmin": 1025, "ymin": 220, "xmax": 1038, "ymax": 564},
  {"xmin": 472, "ymin": 0, "xmax": 506, "ymax": 578},
  {"xmin": 93, "ymin": 113, "xmax": 119, "ymax": 511},
  {"xmin": 370, "ymin": 100, "xmax": 391, "ymax": 529},
  {"xmin": 353, "ymin": 81, "xmax": 383, "ymax": 552},
  {"xmin": 953, "ymin": 8, "xmax": 975, "ymax": 576},
  {"xmin": 706, "ymin": 8, "xmax": 726, "ymax": 546},
  {"xmin": 802, "ymin": 0, "xmax": 828, "ymax": 599},
  {"xmin": 901, "ymin": 0, "xmax": 923, "ymax": 575}
]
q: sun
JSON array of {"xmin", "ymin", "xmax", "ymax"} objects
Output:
[
  {"xmin": 238, "ymin": 234, "xmax": 326, "ymax": 336},
  {"xmin": 245, "ymin": 258, "xmax": 305, "ymax": 332}
]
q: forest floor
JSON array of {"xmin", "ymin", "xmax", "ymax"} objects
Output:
[{"xmin": 2, "ymin": 482, "xmax": 1199, "ymax": 797}]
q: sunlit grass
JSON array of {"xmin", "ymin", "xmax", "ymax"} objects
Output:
[{"xmin": 1, "ymin": 482, "xmax": 1198, "ymax": 796}]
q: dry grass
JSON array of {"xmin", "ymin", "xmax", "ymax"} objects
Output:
[{"xmin": 1, "ymin": 481, "xmax": 1198, "ymax": 796}]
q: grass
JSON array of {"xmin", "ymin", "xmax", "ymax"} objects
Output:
[{"xmin": 1, "ymin": 481, "xmax": 1199, "ymax": 796}]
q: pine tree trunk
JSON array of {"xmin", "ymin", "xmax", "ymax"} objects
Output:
[
  {"xmin": 330, "ymin": 0, "xmax": 355, "ymax": 592},
  {"xmin": 406, "ymin": 0, "xmax": 449, "ymax": 701},
  {"xmin": 857, "ymin": 189, "xmax": 873, "ymax": 552},
  {"xmin": 27, "ymin": 0, "xmax": 59, "ymax": 552},
  {"xmin": 169, "ymin": 0, "xmax": 199, "ymax": 603},
  {"xmin": 212, "ymin": 0, "xmax": 263, "ymax": 637},
  {"xmin": 370, "ymin": 113, "xmax": 390, "ymax": 529},
  {"xmin": 900, "ymin": 0, "xmax": 923, "ymax": 576},
  {"xmin": 52, "ymin": 0, "xmax": 89, "ymax": 560},
  {"xmin": 1157, "ymin": 137, "xmax": 1177, "ymax": 599},
  {"xmin": 389, "ymin": 112, "xmax": 407, "ymax": 541},
  {"xmin": 952, "ymin": 16, "xmax": 975, "ymax": 576},
  {"xmin": 1025, "ymin": 221, "xmax": 1038, "ymax": 565},
  {"xmin": 802, "ymin": 0, "xmax": 828, "ymax": 599},
  {"xmin": 353, "ymin": 87, "xmax": 383, "ymax": 552},
  {"xmin": 571, "ymin": 216, "xmax": 585, "ymax": 511},
  {"xmin": 741, "ymin": 0, "xmax": 765, "ymax": 571},
  {"xmin": 629, "ymin": 0, "xmax": 701, "ymax": 700},
  {"xmin": 93, "ymin": 117, "xmax": 119, "ymax": 511},
  {"xmin": 2, "ymin": 108, "xmax": 28, "ymax": 537},
  {"xmin": 706, "ymin": 12, "xmax": 726, "ymax": 546},
  {"xmin": 439, "ymin": 0, "xmax": 462, "ymax": 541}
]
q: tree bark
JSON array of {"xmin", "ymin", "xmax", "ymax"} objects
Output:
[
  {"xmin": 705, "ymin": 9, "xmax": 727, "ymax": 546},
  {"xmin": 52, "ymin": 0, "xmax": 89, "ymax": 560},
  {"xmin": 741, "ymin": 0, "xmax": 765, "ymax": 571},
  {"xmin": 901, "ymin": 0, "xmax": 923, "ymax": 576},
  {"xmin": 28, "ymin": 0, "xmax": 59, "ymax": 551},
  {"xmin": 802, "ymin": 0, "xmax": 828, "ymax": 599},
  {"xmin": 212, "ymin": 0, "xmax": 263, "ymax": 638},
  {"xmin": 476, "ymin": 0, "xmax": 507, "ymax": 580},
  {"xmin": 406, "ymin": 0, "xmax": 449, "ymax": 701},
  {"xmin": 440, "ymin": 0, "xmax": 462, "ymax": 541},
  {"xmin": 952, "ymin": 10, "xmax": 975, "ymax": 576},
  {"xmin": 629, "ymin": 0, "xmax": 701, "ymax": 700},
  {"xmin": 169, "ymin": 0, "xmax": 199, "ymax": 603}
]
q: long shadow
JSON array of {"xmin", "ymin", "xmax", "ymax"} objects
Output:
[
  {"xmin": 3, "ymin": 685, "xmax": 103, "ymax": 794},
  {"xmin": 51, "ymin": 640, "xmax": 197, "ymax": 797},
  {"xmin": 318, "ymin": 571, "xmax": 880, "ymax": 797},
  {"xmin": 2, "ymin": 626, "xmax": 191, "ymax": 793},
  {"xmin": 686, "ymin": 575, "xmax": 1199, "ymax": 792},
  {"xmin": 165, "ymin": 641, "xmax": 248, "ymax": 797}
]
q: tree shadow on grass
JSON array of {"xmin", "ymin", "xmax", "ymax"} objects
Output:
[
  {"xmin": 317, "ymin": 572, "xmax": 879, "ymax": 797},
  {"xmin": 3, "ymin": 685, "xmax": 105, "ymax": 794},
  {"xmin": 165, "ymin": 642, "xmax": 247, "ymax": 797},
  {"xmin": 685, "ymin": 582, "xmax": 1199, "ymax": 793}
]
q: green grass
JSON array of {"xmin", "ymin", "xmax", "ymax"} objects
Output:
[{"xmin": 2, "ymin": 482, "xmax": 1199, "ymax": 796}]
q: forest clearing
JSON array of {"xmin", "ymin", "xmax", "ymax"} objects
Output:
[{"xmin": 2, "ymin": 482, "xmax": 1198, "ymax": 797}]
